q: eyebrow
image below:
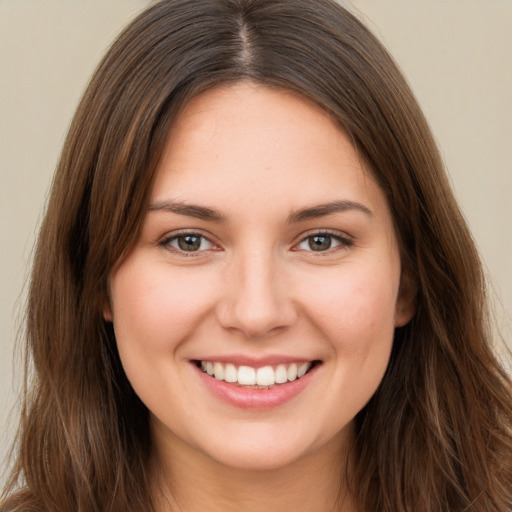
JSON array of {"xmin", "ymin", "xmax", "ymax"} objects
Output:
[
  {"xmin": 148, "ymin": 200, "xmax": 226, "ymax": 222},
  {"xmin": 147, "ymin": 199, "xmax": 373, "ymax": 223},
  {"xmin": 286, "ymin": 200, "xmax": 373, "ymax": 223}
]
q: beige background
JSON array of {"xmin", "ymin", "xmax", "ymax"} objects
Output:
[{"xmin": 1, "ymin": 0, "xmax": 511, "ymax": 472}]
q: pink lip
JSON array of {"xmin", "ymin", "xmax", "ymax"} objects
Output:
[{"xmin": 193, "ymin": 361, "xmax": 319, "ymax": 410}]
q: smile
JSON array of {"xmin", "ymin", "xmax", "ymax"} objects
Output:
[
  {"xmin": 193, "ymin": 357, "xmax": 321, "ymax": 409},
  {"xmin": 198, "ymin": 360, "xmax": 314, "ymax": 387}
]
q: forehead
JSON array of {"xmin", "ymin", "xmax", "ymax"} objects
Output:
[{"xmin": 151, "ymin": 82, "xmax": 390, "ymax": 223}]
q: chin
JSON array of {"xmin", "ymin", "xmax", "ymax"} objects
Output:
[
  {"xmin": 207, "ymin": 446, "xmax": 309, "ymax": 472},
  {"xmin": 189, "ymin": 421, "xmax": 351, "ymax": 473}
]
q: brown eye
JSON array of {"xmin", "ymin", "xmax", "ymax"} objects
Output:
[
  {"xmin": 177, "ymin": 235, "xmax": 202, "ymax": 251},
  {"xmin": 308, "ymin": 235, "xmax": 332, "ymax": 251},
  {"xmin": 161, "ymin": 233, "xmax": 214, "ymax": 253},
  {"xmin": 296, "ymin": 232, "xmax": 352, "ymax": 253}
]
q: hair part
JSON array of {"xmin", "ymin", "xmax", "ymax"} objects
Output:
[{"xmin": 2, "ymin": 1, "xmax": 511, "ymax": 511}]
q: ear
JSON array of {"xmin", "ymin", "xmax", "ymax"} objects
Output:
[
  {"xmin": 103, "ymin": 292, "xmax": 113, "ymax": 322},
  {"xmin": 394, "ymin": 268, "xmax": 416, "ymax": 327},
  {"xmin": 103, "ymin": 304, "xmax": 113, "ymax": 322}
]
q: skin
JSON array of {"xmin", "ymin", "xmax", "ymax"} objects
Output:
[{"xmin": 106, "ymin": 82, "xmax": 415, "ymax": 512}]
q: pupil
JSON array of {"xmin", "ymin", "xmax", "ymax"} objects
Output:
[
  {"xmin": 309, "ymin": 235, "xmax": 331, "ymax": 251},
  {"xmin": 178, "ymin": 235, "xmax": 201, "ymax": 251}
]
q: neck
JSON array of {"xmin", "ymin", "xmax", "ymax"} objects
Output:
[{"xmin": 150, "ymin": 424, "xmax": 359, "ymax": 512}]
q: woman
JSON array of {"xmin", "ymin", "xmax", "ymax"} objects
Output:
[{"xmin": 2, "ymin": 0, "xmax": 511, "ymax": 511}]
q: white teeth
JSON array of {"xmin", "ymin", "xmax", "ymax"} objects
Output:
[
  {"xmin": 199, "ymin": 360, "xmax": 314, "ymax": 386},
  {"xmin": 224, "ymin": 363, "xmax": 237, "ymax": 383},
  {"xmin": 287, "ymin": 363, "xmax": 298, "ymax": 381},
  {"xmin": 256, "ymin": 366, "xmax": 275, "ymax": 386},
  {"xmin": 275, "ymin": 364, "xmax": 288, "ymax": 384},
  {"xmin": 213, "ymin": 362, "xmax": 224, "ymax": 380},
  {"xmin": 237, "ymin": 366, "xmax": 256, "ymax": 385},
  {"xmin": 297, "ymin": 362, "xmax": 310, "ymax": 378}
]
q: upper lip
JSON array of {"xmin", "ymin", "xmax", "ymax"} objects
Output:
[{"xmin": 193, "ymin": 355, "xmax": 319, "ymax": 368}]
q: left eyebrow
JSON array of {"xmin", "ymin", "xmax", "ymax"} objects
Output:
[{"xmin": 287, "ymin": 200, "xmax": 373, "ymax": 223}]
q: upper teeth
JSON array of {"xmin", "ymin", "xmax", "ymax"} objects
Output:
[{"xmin": 200, "ymin": 361, "xmax": 313, "ymax": 386}]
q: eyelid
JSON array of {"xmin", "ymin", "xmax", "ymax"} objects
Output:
[
  {"xmin": 293, "ymin": 229, "xmax": 354, "ymax": 252},
  {"xmin": 157, "ymin": 228, "xmax": 353, "ymax": 256},
  {"xmin": 158, "ymin": 229, "xmax": 221, "ymax": 255}
]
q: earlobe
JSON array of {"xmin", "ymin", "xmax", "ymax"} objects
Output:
[
  {"xmin": 102, "ymin": 285, "xmax": 113, "ymax": 322},
  {"xmin": 103, "ymin": 304, "xmax": 113, "ymax": 322},
  {"xmin": 103, "ymin": 295, "xmax": 113, "ymax": 322},
  {"xmin": 394, "ymin": 269, "xmax": 416, "ymax": 327}
]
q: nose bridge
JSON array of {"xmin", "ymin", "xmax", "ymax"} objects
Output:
[{"xmin": 217, "ymin": 244, "xmax": 296, "ymax": 338}]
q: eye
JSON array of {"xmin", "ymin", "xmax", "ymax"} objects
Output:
[
  {"xmin": 161, "ymin": 233, "xmax": 215, "ymax": 253},
  {"xmin": 296, "ymin": 232, "xmax": 352, "ymax": 252}
]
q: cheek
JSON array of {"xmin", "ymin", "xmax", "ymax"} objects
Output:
[
  {"xmin": 109, "ymin": 257, "xmax": 219, "ymax": 355},
  {"xmin": 300, "ymin": 265, "xmax": 398, "ymax": 421},
  {"xmin": 298, "ymin": 262, "xmax": 399, "ymax": 355}
]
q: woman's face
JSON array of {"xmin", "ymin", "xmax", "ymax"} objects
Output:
[{"xmin": 107, "ymin": 83, "xmax": 414, "ymax": 471}]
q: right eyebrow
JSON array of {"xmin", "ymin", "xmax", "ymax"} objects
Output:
[{"xmin": 148, "ymin": 200, "xmax": 226, "ymax": 222}]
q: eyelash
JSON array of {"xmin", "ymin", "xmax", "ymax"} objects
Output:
[
  {"xmin": 158, "ymin": 229, "xmax": 353, "ymax": 256},
  {"xmin": 159, "ymin": 230, "xmax": 218, "ymax": 256},
  {"xmin": 295, "ymin": 230, "xmax": 353, "ymax": 254}
]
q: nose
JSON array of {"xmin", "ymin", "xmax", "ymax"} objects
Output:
[{"xmin": 216, "ymin": 249, "xmax": 298, "ymax": 339}]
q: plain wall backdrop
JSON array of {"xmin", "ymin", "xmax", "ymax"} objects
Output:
[{"xmin": 1, "ymin": 0, "xmax": 511, "ymax": 474}]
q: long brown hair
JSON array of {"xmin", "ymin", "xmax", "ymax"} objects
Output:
[{"xmin": 2, "ymin": 0, "xmax": 511, "ymax": 510}]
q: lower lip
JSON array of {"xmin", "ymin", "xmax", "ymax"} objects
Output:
[{"xmin": 194, "ymin": 363, "xmax": 319, "ymax": 410}]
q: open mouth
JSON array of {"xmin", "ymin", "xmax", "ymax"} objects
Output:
[{"xmin": 194, "ymin": 360, "xmax": 321, "ymax": 389}]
